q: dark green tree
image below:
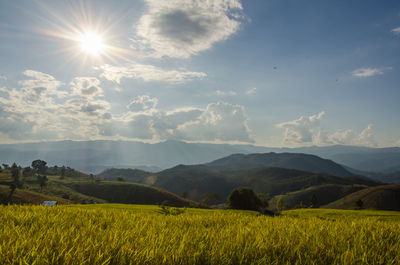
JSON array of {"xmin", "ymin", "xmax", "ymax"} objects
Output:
[
  {"xmin": 310, "ymin": 194, "xmax": 318, "ymax": 208},
  {"xmin": 117, "ymin": 177, "xmax": 125, "ymax": 181},
  {"xmin": 8, "ymin": 163, "xmax": 21, "ymax": 203},
  {"xmin": 37, "ymin": 175, "xmax": 48, "ymax": 191},
  {"xmin": 355, "ymin": 199, "xmax": 363, "ymax": 209},
  {"xmin": 276, "ymin": 197, "xmax": 285, "ymax": 212},
  {"xmin": 31, "ymin": 160, "xmax": 47, "ymax": 175},
  {"xmin": 227, "ymin": 187, "xmax": 263, "ymax": 211},
  {"xmin": 60, "ymin": 166, "xmax": 66, "ymax": 179}
]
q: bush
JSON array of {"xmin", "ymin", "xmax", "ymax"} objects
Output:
[{"xmin": 227, "ymin": 187, "xmax": 264, "ymax": 211}]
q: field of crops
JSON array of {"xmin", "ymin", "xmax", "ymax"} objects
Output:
[{"xmin": 1, "ymin": 204, "xmax": 399, "ymax": 264}]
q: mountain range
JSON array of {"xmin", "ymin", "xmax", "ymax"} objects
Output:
[{"xmin": 1, "ymin": 140, "xmax": 399, "ymax": 181}]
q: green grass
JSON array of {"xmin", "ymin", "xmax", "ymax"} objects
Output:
[{"xmin": 1, "ymin": 205, "xmax": 399, "ymax": 264}]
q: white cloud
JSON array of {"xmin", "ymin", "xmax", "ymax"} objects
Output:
[
  {"xmin": 133, "ymin": 0, "xmax": 244, "ymax": 58},
  {"xmin": 102, "ymin": 100, "xmax": 252, "ymax": 143},
  {"xmin": 127, "ymin": 95, "xmax": 158, "ymax": 112},
  {"xmin": 18, "ymin": 70, "xmax": 66, "ymax": 100},
  {"xmin": 391, "ymin": 27, "xmax": 400, "ymax": 35},
  {"xmin": 245, "ymin": 87, "xmax": 257, "ymax": 95},
  {"xmin": 215, "ymin": 90, "xmax": 237, "ymax": 96},
  {"xmin": 96, "ymin": 63, "xmax": 206, "ymax": 84},
  {"xmin": 277, "ymin": 112, "xmax": 325, "ymax": 144},
  {"xmin": 70, "ymin": 77, "xmax": 103, "ymax": 98},
  {"xmin": 277, "ymin": 112, "xmax": 377, "ymax": 147},
  {"xmin": 176, "ymin": 102, "xmax": 253, "ymax": 142},
  {"xmin": 0, "ymin": 75, "xmax": 7, "ymax": 81},
  {"xmin": 351, "ymin": 67, "xmax": 384, "ymax": 77}
]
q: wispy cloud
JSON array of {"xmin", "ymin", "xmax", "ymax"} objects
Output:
[
  {"xmin": 96, "ymin": 63, "xmax": 206, "ymax": 84},
  {"xmin": 351, "ymin": 67, "xmax": 387, "ymax": 77},
  {"xmin": 391, "ymin": 26, "xmax": 400, "ymax": 35},
  {"xmin": 215, "ymin": 90, "xmax": 237, "ymax": 97},
  {"xmin": 132, "ymin": 0, "xmax": 244, "ymax": 58},
  {"xmin": 0, "ymin": 75, "xmax": 7, "ymax": 81},
  {"xmin": 245, "ymin": 87, "xmax": 257, "ymax": 95}
]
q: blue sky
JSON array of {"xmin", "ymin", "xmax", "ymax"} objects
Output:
[{"xmin": 0, "ymin": 0, "xmax": 399, "ymax": 147}]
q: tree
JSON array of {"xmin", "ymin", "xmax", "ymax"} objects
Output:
[
  {"xmin": 8, "ymin": 163, "xmax": 21, "ymax": 203},
  {"xmin": 276, "ymin": 197, "xmax": 285, "ymax": 212},
  {"xmin": 117, "ymin": 177, "xmax": 125, "ymax": 182},
  {"xmin": 37, "ymin": 175, "xmax": 48, "ymax": 191},
  {"xmin": 31, "ymin": 160, "xmax": 47, "ymax": 174},
  {"xmin": 22, "ymin": 167, "xmax": 34, "ymax": 178},
  {"xmin": 201, "ymin": 192, "xmax": 220, "ymax": 205},
  {"xmin": 310, "ymin": 194, "xmax": 318, "ymax": 208},
  {"xmin": 355, "ymin": 199, "xmax": 363, "ymax": 209},
  {"xmin": 227, "ymin": 187, "xmax": 263, "ymax": 211},
  {"xmin": 60, "ymin": 166, "xmax": 66, "ymax": 179},
  {"xmin": 2, "ymin": 163, "xmax": 9, "ymax": 170},
  {"xmin": 10, "ymin": 163, "xmax": 20, "ymax": 186}
]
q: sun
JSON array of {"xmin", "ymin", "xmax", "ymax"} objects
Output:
[{"xmin": 78, "ymin": 31, "xmax": 106, "ymax": 56}]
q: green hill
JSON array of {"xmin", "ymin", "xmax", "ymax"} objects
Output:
[
  {"xmin": 97, "ymin": 168, "xmax": 152, "ymax": 182},
  {"xmin": 66, "ymin": 181, "xmax": 200, "ymax": 207},
  {"xmin": 323, "ymin": 184, "xmax": 400, "ymax": 211},
  {"xmin": 98, "ymin": 153, "xmax": 379, "ymax": 203},
  {"xmin": 269, "ymin": 184, "xmax": 367, "ymax": 210}
]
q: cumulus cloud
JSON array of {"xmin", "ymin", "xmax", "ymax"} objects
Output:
[
  {"xmin": 176, "ymin": 102, "xmax": 253, "ymax": 142},
  {"xmin": 101, "ymin": 100, "xmax": 252, "ymax": 143},
  {"xmin": 277, "ymin": 112, "xmax": 325, "ymax": 144},
  {"xmin": 391, "ymin": 27, "xmax": 400, "ymax": 35},
  {"xmin": 215, "ymin": 90, "xmax": 237, "ymax": 96},
  {"xmin": 127, "ymin": 95, "xmax": 158, "ymax": 112},
  {"xmin": 351, "ymin": 67, "xmax": 385, "ymax": 77},
  {"xmin": 96, "ymin": 63, "xmax": 206, "ymax": 84},
  {"xmin": 277, "ymin": 112, "xmax": 377, "ymax": 147},
  {"xmin": 133, "ymin": 0, "xmax": 244, "ymax": 58},
  {"xmin": 18, "ymin": 70, "xmax": 66, "ymax": 101},
  {"xmin": 70, "ymin": 77, "xmax": 103, "ymax": 98},
  {"xmin": 245, "ymin": 87, "xmax": 257, "ymax": 95}
]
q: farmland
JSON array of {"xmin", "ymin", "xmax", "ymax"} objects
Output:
[{"xmin": 1, "ymin": 204, "xmax": 399, "ymax": 264}]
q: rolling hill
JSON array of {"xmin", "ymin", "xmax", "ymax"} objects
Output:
[
  {"xmin": 99, "ymin": 152, "xmax": 379, "ymax": 203},
  {"xmin": 323, "ymin": 184, "xmax": 400, "ymax": 211},
  {"xmin": 269, "ymin": 184, "xmax": 367, "ymax": 210}
]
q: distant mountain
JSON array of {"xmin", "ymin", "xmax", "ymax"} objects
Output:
[
  {"xmin": 99, "ymin": 152, "xmax": 379, "ymax": 203},
  {"xmin": 206, "ymin": 153, "xmax": 353, "ymax": 176},
  {"xmin": 323, "ymin": 184, "xmax": 400, "ymax": 211},
  {"xmin": 1, "ymin": 140, "xmax": 400, "ymax": 174}
]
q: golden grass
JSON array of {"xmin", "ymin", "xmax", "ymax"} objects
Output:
[{"xmin": 1, "ymin": 205, "xmax": 399, "ymax": 264}]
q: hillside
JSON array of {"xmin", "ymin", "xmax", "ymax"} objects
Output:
[
  {"xmin": 205, "ymin": 153, "xmax": 353, "ymax": 176},
  {"xmin": 0, "ymin": 166, "xmax": 199, "ymax": 207},
  {"xmin": 0, "ymin": 185, "xmax": 71, "ymax": 205},
  {"xmin": 269, "ymin": 184, "xmax": 367, "ymax": 210},
  {"xmin": 66, "ymin": 181, "xmax": 200, "ymax": 207},
  {"xmin": 98, "ymin": 152, "xmax": 378, "ymax": 203},
  {"xmin": 323, "ymin": 184, "xmax": 400, "ymax": 211}
]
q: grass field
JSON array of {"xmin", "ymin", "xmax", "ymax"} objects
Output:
[{"xmin": 1, "ymin": 204, "xmax": 399, "ymax": 264}]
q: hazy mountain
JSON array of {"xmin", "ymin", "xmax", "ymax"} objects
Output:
[{"xmin": 1, "ymin": 140, "xmax": 400, "ymax": 175}]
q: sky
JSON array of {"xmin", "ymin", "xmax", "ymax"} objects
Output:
[{"xmin": 0, "ymin": 0, "xmax": 399, "ymax": 147}]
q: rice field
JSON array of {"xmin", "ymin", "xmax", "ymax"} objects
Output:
[{"xmin": 1, "ymin": 204, "xmax": 399, "ymax": 264}]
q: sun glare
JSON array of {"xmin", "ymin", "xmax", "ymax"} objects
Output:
[{"xmin": 78, "ymin": 31, "xmax": 106, "ymax": 56}]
